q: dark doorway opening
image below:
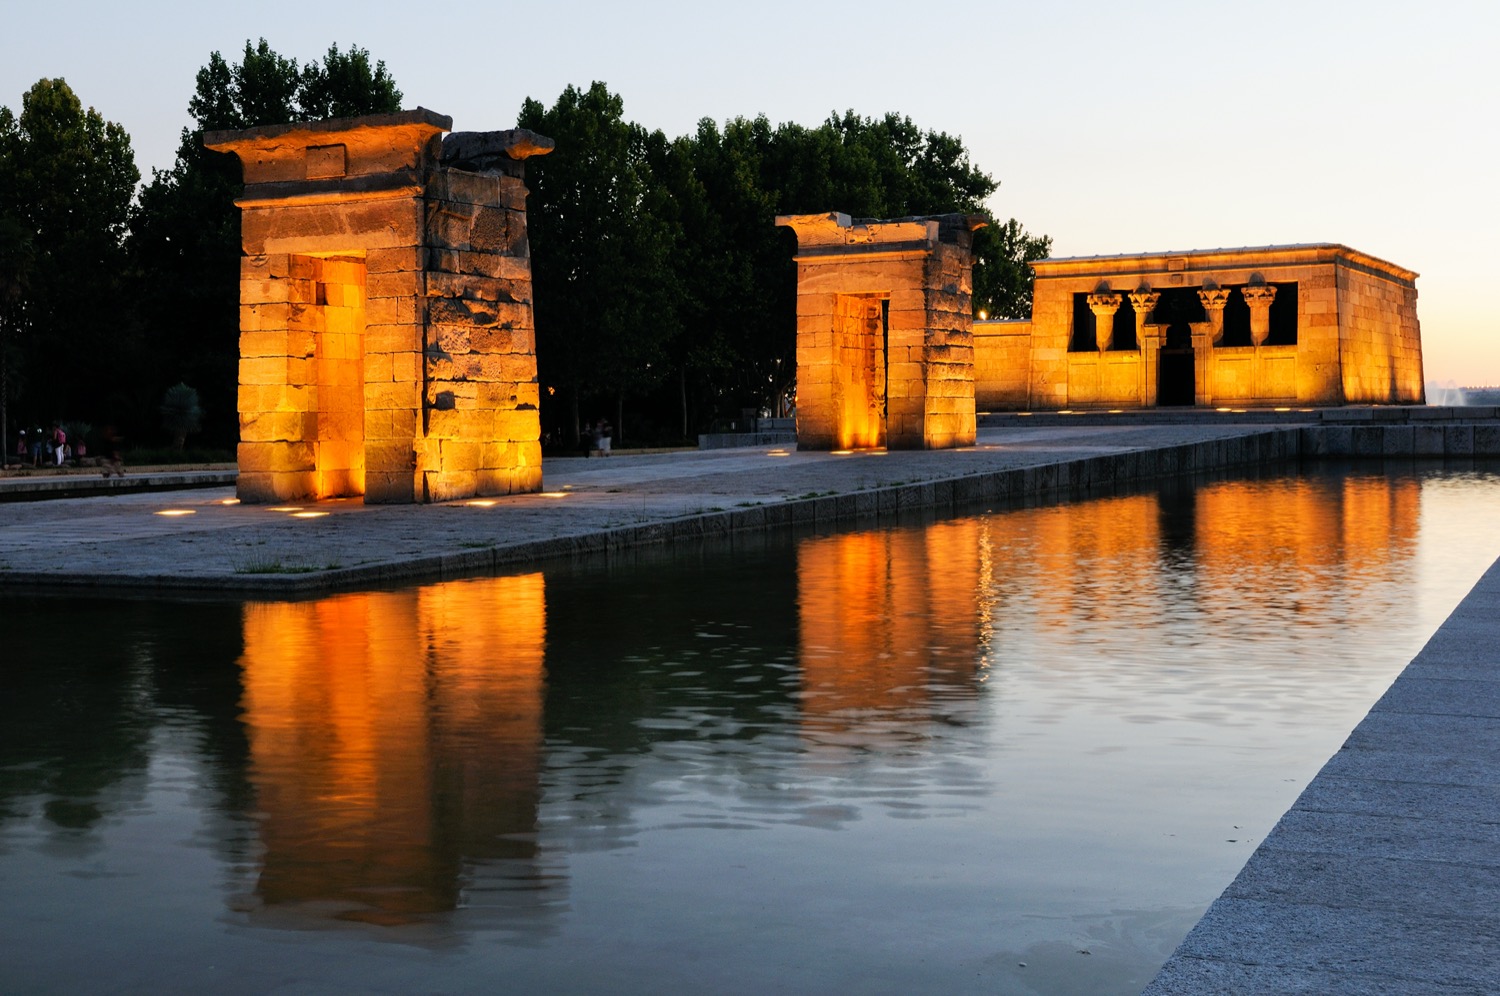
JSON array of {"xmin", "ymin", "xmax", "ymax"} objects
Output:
[{"xmin": 1158, "ymin": 349, "xmax": 1195, "ymax": 406}]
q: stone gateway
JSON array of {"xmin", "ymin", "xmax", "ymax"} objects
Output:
[
  {"xmin": 777, "ymin": 212, "xmax": 986, "ymax": 451},
  {"xmin": 207, "ymin": 109, "xmax": 553, "ymax": 504}
]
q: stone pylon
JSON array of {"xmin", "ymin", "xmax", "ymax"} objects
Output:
[{"xmin": 207, "ymin": 109, "xmax": 553, "ymax": 503}]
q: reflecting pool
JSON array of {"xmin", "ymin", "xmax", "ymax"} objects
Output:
[{"xmin": 4, "ymin": 464, "xmax": 1499, "ymax": 994}]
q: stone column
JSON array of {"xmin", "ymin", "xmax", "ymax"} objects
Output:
[
  {"xmin": 1198, "ymin": 288, "xmax": 1231, "ymax": 344},
  {"xmin": 1086, "ymin": 293, "xmax": 1122, "ymax": 352},
  {"xmin": 1129, "ymin": 291, "xmax": 1160, "ymax": 406},
  {"xmin": 1242, "ymin": 285, "xmax": 1278, "ymax": 346}
]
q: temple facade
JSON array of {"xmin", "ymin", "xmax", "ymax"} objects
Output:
[
  {"xmin": 206, "ymin": 109, "xmax": 551, "ymax": 503},
  {"xmin": 777, "ymin": 212, "xmax": 985, "ymax": 450},
  {"xmin": 975, "ymin": 244, "xmax": 1423, "ymax": 410}
]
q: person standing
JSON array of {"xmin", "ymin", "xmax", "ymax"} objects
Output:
[{"xmin": 52, "ymin": 423, "xmax": 66, "ymax": 466}]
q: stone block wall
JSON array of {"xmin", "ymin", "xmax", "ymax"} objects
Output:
[
  {"xmin": 420, "ymin": 168, "xmax": 542, "ymax": 501},
  {"xmin": 1336, "ymin": 260, "xmax": 1424, "ymax": 404},
  {"xmin": 973, "ymin": 319, "xmax": 1032, "ymax": 410}
]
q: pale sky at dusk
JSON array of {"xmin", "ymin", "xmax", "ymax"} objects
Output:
[{"xmin": 5, "ymin": 0, "xmax": 1496, "ymax": 385}]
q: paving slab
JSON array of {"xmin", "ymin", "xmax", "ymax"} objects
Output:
[{"xmin": 1146, "ymin": 557, "xmax": 1500, "ymax": 995}]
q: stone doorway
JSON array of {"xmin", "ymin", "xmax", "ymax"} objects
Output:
[
  {"xmin": 832, "ymin": 294, "xmax": 888, "ymax": 449},
  {"xmin": 298, "ymin": 253, "xmax": 368, "ymax": 498},
  {"xmin": 1155, "ymin": 289, "xmax": 1202, "ymax": 408},
  {"xmin": 1158, "ymin": 348, "xmax": 1195, "ymax": 406}
]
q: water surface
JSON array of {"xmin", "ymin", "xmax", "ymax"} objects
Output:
[{"xmin": 3, "ymin": 464, "xmax": 1499, "ymax": 994}]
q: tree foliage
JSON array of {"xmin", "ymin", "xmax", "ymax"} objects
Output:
[
  {"xmin": 0, "ymin": 78, "xmax": 138, "ymax": 432},
  {"xmin": 518, "ymin": 83, "xmax": 684, "ymax": 443},
  {"xmin": 127, "ymin": 40, "xmax": 402, "ymax": 447}
]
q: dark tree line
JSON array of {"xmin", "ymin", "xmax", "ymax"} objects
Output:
[
  {"xmin": 1, "ymin": 46, "xmax": 1047, "ymax": 456},
  {"xmin": 0, "ymin": 41, "xmax": 400, "ymax": 453}
]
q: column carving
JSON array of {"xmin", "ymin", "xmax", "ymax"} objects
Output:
[
  {"xmin": 1242, "ymin": 285, "xmax": 1278, "ymax": 346},
  {"xmin": 1128, "ymin": 291, "xmax": 1160, "ymax": 346},
  {"xmin": 1086, "ymin": 293, "xmax": 1122, "ymax": 352},
  {"xmin": 1198, "ymin": 288, "xmax": 1231, "ymax": 344}
]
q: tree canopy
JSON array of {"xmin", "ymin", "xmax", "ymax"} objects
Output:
[
  {"xmin": 127, "ymin": 40, "xmax": 403, "ymax": 445},
  {"xmin": 0, "ymin": 78, "xmax": 138, "ymax": 438}
]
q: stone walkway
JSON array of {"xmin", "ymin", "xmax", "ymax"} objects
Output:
[
  {"xmin": 1145, "ymin": 554, "xmax": 1500, "ymax": 994},
  {"xmin": 0, "ymin": 423, "xmax": 1286, "ymax": 594}
]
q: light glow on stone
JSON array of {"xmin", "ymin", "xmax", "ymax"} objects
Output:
[{"xmin": 154, "ymin": 509, "xmax": 196, "ymax": 517}]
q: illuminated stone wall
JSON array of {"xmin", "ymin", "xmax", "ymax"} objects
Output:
[
  {"xmin": 975, "ymin": 244, "xmax": 1423, "ymax": 410},
  {"xmin": 973, "ymin": 319, "xmax": 1031, "ymax": 412},
  {"xmin": 777, "ymin": 212, "xmax": 984, "ymax": 449},
  {"xmin": 207, "ymin": 111, "xmax": 551, "ymax": 503}
]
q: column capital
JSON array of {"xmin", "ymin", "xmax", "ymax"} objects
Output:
[
  {"xmin": 1241, "ymin": 285, "xmax": 1278, "ymax": 307},
  {"xmin": 1197, "ymin": 288, "xmax": 1231, "ymax": 311},
  {"xmin": 1086, "ymin": 293, "xmax": 1121, "ymax": 352},
  {"xmin": 1243, "ymin": 285, "xmax": 1278, "ymax": 345},
  {"xmin": 1128, "ymin": 290, "xmax": 1160, "ymax": 314},
  {"xmin": 1086, "ymin": 293, "xmax": 1122, "ymax": 316}
]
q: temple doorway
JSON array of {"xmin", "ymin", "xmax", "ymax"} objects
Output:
[
  {"xmin": 832, "ymin": 293, "xmax": 888, "ymax": 448},
  {"xmin": 1158, "ymin": 349, "xmax": 1195, "ymax": 406}
]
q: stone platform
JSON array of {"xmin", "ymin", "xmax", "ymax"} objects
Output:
[
  {"xmin": 1146, "ymin": 555, "xmax": 1500, "ymax": 994},
  {"xmin": 0, "ymin": 423, "xmax": 1304, "ymax": 595}
]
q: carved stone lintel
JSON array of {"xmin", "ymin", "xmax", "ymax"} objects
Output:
[{"xmin": 1087, "ymin": 293, "xmax": 1122, "ymax": 352}]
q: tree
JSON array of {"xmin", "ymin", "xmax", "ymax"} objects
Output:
[
  {"xmin": 518, "ymin": 83, "xmax": 683, "ymax": 445},
  {"xmin": 973, "ymin": 217, "xmax": 1052, "ymax": 320},
  {"xmin": 298, "ymin": 44, "xmax": 402, "ymax": 121},
  {"xmin": 0, "ymin": 213, "xmax": 35, "ymax": 459},
  {"xmin": 0, "ymin": 79, "xmax": 138, "ymax": 435},
  {"xmin": 129, "ymin": 40, "xmax": 402, "ymax": 447},
  {"xmin": 159, "ymin": 382, "xmax": 202, "ymax": 451}
]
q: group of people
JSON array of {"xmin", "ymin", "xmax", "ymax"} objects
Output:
[
  {"xmin": 14, "ymin": 424, "xmax": 72, "ymax": 468},
  {"xmin": 10, "ymin": 424, "xmax": 124, "ymax": 476}
]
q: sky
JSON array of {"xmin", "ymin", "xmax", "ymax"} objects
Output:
[{"xmin": 4, "ymin": 0, "xmax": 1496, "ymax": 386}]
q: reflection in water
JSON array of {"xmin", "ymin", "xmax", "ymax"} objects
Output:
[
  {"xmin": 797, "ymin": 522, "xmax": 986, "ymax": 734},
  {"xmin": 236, "ymin": 575, "xmax": 550, "ymax": 927},
  {"xmin": 3, "ymin": 467, "xmax": 1499, "ymax": 994}
]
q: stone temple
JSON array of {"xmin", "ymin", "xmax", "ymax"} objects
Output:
[
  {"xmin": 975, "ymin": 243, "xmax": 1424, "ymax": 410},
  {"xmin": 207, "ymin": 109, "xmax": 551, "ymax": 504}
]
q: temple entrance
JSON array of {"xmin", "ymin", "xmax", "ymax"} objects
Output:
[
  {"xmin": 1158, "ymin": 348, "xmax": 1195, "ymax": 406},
  {"xmin": 1155, "ymin": 289, "xmax": 1202, "ymax": 408},
  {"xmin": 300, "ymin": 253, "xmax": 368, "ymax": 498},
  {"xmin": 831, "ymin": 293, "xmax": 888, "ymax": 448}
]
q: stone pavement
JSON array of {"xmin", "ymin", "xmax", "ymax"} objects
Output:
[
  {"xmin": 1145, "ymin": 555, "xmax": 1500, "ymax": 995},
  {"xmin": 0, "ymin": 423, "xmax": 1291, "ymax": 594}
]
